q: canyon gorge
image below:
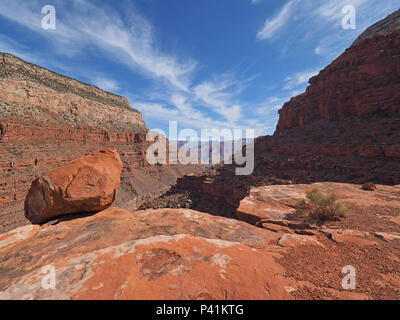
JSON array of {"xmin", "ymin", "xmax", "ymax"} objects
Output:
[{"xmin": 0, "ymin": 9, "xmax": 399, "ymax": 300}]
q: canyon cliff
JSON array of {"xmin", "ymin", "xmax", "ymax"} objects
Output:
[
  {"xmin": 0, "ymin": 53, "xmax": 201, "ymax": 232},
  {"xmin": 258, "ymin": 9, "xmax": 400, "ymax": 185},
  {"xmin": 0, "ymin": 9, "xmax": 400, "ymax": 301}
]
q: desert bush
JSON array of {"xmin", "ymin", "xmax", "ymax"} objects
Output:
[{"xmin": 295, "ymin": 188, "xmax": 347, "ymax": 224}]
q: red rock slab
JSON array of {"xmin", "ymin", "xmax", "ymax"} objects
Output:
[
  {"xmin": 0, "ymin": 207, "xmax": 296, "ymax": 300},
  {"xmin": 24, "ymin": 148, "xmax": 123, "ymax": 224},
  {"xmin": 236, "ymin": 185, "xmax": 300, "ymax": 225},
  {"xmin": 278, "ymin": 234, "xmax": 325, "ymax": 248},
  {"xmin": 73, "ymin": 235, "xmax": 298, "ymax": 300},
  {"xmin": 321, "ymin": 229, "xmax": 377, "ymax": 246},
  {"xmin": 2, "ymin": 205, "xmax": 399, "ymax": 300},
  {"xmin": 0, "ymin": 232, "xmax": 299, "ymax": 300},
  {"xmin": 237, "ymin": 198, "xmax": 294, "ymax": 225},
  {"xmin": 374, "ymin": 232, "xmax": 400, "ymax": 242},
  {"xmin": 236, "ymin": 182, "xmax": 400, "ymax": 226},
  {"xmin": 0, "ymin": 225, "xmax": 39, "ymax": 250}
]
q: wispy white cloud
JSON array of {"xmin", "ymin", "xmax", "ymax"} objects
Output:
[
  {"xmin": 313, "ymin": 33, "xmax": 349, "ymax": 60},
  {"xmin": 133, "ymin": 100, "xmax": 238, "ymax": 131},
  {"xmin": 90, "ymin": 77, "xmax": 120, "ymax": 92},
  {"xmin": 255, "ymin": 96, "xmax": 290, "ymax": 115},
  {"xmin": 131, "ymin": 75, "xmax": 248, "ymax": 132},
  {"xmin": 313, "ymin": 0, "xmax": 400, "ymax": 60},
  {"xmin": 0, "ymin": 0, "xmax": 196, "ymax": 92},
  {"xmin": 256, "ymin": 0, "xmax": 399, "ymax": 46},
  {"xmin": 0, "ymin": 0, "xmax": 259, "ymax": 134},
  {"xmin": 284, "ymin": 69, "xmax": 319, "ymax": 90},
  {"xmin": 192, "ymin": 74, "xmax": 245, "ymax": 124},
  {"xmin": 257, "ymin": 0, "xmax": 296, "ymax": 40},
  {"xmin": 311, "ymin": 0, "xmax": 367, "ymax": 23}
]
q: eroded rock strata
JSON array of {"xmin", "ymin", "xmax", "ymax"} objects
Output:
[
  {"xmin": 266, "ymin": 10, "xmax": 400, "ymax": 184},
  {"xmin": 0, "ymin": 53, "xmax": 201, "ymax": 232}
]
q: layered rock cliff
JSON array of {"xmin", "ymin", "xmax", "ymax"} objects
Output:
[
  {"xmin": 258, "ymin": 9, "xmax": 400, "ymax": 185},
  {"xmin": 0, "ymin": 54, "xmax": 201, "ymax": 232},
  {"xmin": 277, "ymin": 24, "xmax": 400, "ymax": 131}
]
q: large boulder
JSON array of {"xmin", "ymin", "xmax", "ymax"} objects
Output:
[{"xmin": 24, "ymin": 148, "xmax": 123, "ymax": 224}]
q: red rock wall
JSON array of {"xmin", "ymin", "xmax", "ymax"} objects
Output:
[
  {"xmin": 176, "ymin": 174, "xmax": 248, "ymax": 208},
  {"xmin": 0, "ymin": 53, "xmax": 134, "ymax": 111},
  {"xmin": 277, "ymin": 30, "xmax": 400, "ymax": 132},
  {"xmin": 0, "ymin": 55, "xmax": 202, "ymax": 232},
  {"xmin": 251, "ymin": 23, "xmax": 400, "ymax": 185},
  {"xmin": 0, "ymin": 118, "xmax": 200, "ymax": 232}
]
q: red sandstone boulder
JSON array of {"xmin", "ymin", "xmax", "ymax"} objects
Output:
[{"xmin": 24, "ymin": 148, "xmax": 123, "ymax": 224}]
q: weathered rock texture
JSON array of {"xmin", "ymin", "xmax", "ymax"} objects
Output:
[
  {"xmin": 0, "ymin": 53, "xmax": 202, "ymax": 232},
  {"xmin": 1, "ymin": 182, "xmax": 400, "ymax": 300},
  {"xmin": 25, "ymin": 148, "xmax": 122, "ymax": 224},
  {"xmin": 355, "ymin": 9, "xmax": 400, "ymax": 44},
  {"xmin": 236, "ymin": 182, "xmax": 400, "ymax": 226},
  {"xmin": 259, "ymin": 10, "xmax": 400, "ymax": 184},
  {"xmin": 0, "ymin": 54, "xmax": 145, "ymax": 131}
]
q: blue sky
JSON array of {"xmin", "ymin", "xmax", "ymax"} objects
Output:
[{"xmin": 0, "ymin": 0, "xmax": 398, "ymax": 139}]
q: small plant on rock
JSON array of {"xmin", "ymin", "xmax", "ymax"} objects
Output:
[{"xmin": 295, "ymin": 188, "xmax": 347, "ymax": 224}]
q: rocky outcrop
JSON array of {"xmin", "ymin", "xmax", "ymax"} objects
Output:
[
  {"xmin": 0, "ymin": 54, "xmax": 141, "ymax": 118},
  {"xmin": 253, "ymin": 10, "xmax": 400, "ymax": 185},
  {"xmin": 1, "ymin": 190, "xmax": 400, "ymax": 299},
  {"xmin": 176, "ymin": 174, "xmax": 249, "ymax": 208},
  {"xmin": 354, "ymin": 9, "xmax": 400, "ymax": 44},
  {"xmin": 276, "ymin": 30, "xmax": 400, "ymax": 131},
  {"xmin": 277, "ymin": 9, "xmax": 400, "ymax": 132},
  {"xmin": 0, "ymin": 54, "xmax": 202, "ymax": 232},
  {"xmin": 0, "ymin": 208, "xmax": 291, "ymax": 300},
  {"xmin": 25, "ymin": 149, "xmax": 122, "ymax": 224},
  {"xmin": 236, "ymin": 182, "xmax": 400, "ymax": 226}
]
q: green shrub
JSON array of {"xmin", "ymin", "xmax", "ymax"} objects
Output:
[{"xmin": 295, "ymin": 188, "xmax": 347, "ymax": 223}]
